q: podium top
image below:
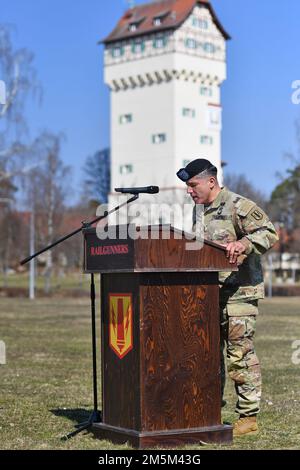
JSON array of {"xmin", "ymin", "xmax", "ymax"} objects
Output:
[{"xmin": 83, "ymin": 225, "xmax": 238, "ymax": 273}]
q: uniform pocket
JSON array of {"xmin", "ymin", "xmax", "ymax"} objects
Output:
[{"xmin": 226, "ymin": 301, "xmax": 258, "ymax": 317}]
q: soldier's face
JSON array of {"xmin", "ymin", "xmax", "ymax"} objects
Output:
[{"xmin": 186, "ymin": 176, "xmax": 212, "ymax": 204}]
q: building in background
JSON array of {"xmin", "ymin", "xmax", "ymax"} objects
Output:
[{"xmin": 102, "ymin": 0, "xmax": 230, "ymax": 224}]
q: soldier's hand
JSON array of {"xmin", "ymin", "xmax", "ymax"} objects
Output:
[{"xmin": 226, "ymin": 241, "xmax": 246, "ymax": 264}]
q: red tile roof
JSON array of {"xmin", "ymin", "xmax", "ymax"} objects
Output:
[{"xmin": 102, "ymin": 0, "xmax": 230, "ymax": 44}]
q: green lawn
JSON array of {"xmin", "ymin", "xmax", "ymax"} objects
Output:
[
  {"xmin": 0, "ymin": 295, "xmax": 299, "ymax": 450},
  {"xmin": 0, "ymin": 272, "xmax": 90, "ymax": 293}
]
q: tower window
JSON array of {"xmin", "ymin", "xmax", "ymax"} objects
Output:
[
  {"xmin": 203, "ymin": 42, "xmax": 216, "ymax": 53},
  {"xmin": 209, "ymin": 109, "xmax": 220, "ymax": 125},
  {"xmin": 192, "ymin": 17, "xmax": 208, "ymax": 29},
  {"xmin": 153, "ymin": 36, "xmax": 168, "ymax": 49},
  {"xmin": 182, "ymin": 108, "xmax": 196, "ymax": 118},
  {"xmin": 129, "ymin": 23, "xmax": 137, "ymax": 32},
  {"xmin": 111, "ymin": 46, "xmax": 124, "ymax": 58},
  {"xmin": 200, "ymin": 86, "xmax": 212, "ymax": 97},
  {"xmin": 200, "ymin": 135, "xmax": 213, "ymax": 145},
  {"xmin": 128, "ymin": 16, "xmax": 145, "ymax": 32},
  {"xmin": 131, "ymin": 41, "xmax": 145, "ymax": 53},
  {"xmin": 185, "ymin": 38, "xmax": 197, "ymax": 49},
  {"xmin": 153, "ymin": 10, "xmax": 170, "ymax": 26},
  {"xmin": 207, "ymin": 106, "xmax": 222, "ymax": 130},
  {"xmin": 120, "ymin": 164, "xmax": 133, "ymax": 175},
  {"xmin": 152, "ymin": 133, "xmax": 166, "ymax": 144},
  {"xmin": 119, "ymin": 114, "xmax": 133, "ymax": 124}
]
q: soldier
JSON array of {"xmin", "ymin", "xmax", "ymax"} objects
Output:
[{"xmin": 177, "ymin": 159, "xmax": 279, "ymax": 437}]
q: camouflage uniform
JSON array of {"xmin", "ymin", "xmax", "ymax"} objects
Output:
[{"xmin": 200, "ymin": 187, "xmax": 278, "ymax": 416}]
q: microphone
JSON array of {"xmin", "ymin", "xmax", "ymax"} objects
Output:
[{"xmin": 114, "ymin": 186, "xmax": 159, "ymax": 195}]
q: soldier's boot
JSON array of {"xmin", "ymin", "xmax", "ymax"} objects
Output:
[{"xmin": 233, "ymin": 416, "xmax": 258, "ymax": 437}]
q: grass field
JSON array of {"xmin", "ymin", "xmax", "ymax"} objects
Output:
[
  {"xmin": 0, "ymin": 295, "xmax": 299, "ymax": 450},
  {"xmin": 0, "ymin": 272, "xmax": 90, "ymax": 294}
]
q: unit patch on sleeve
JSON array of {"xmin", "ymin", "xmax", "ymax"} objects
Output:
[{"xmin": 250, "ymin": 209, "xmax": 264, "ymax": 221}]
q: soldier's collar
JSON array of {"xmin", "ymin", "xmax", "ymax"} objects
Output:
[{"xmin": 205, "ymin": 187, "xmax": 227, "ymax": 212}]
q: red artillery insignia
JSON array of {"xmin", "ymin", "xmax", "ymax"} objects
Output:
[{"xmin": 109, "ymin": 294, "xmax": 133, "ymax": 359}]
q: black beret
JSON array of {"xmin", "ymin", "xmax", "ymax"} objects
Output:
[{"xmin": 176, "ymin": 159, "xmax": 217, "ymax": 182}]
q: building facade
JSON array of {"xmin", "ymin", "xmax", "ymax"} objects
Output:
[{"xmin": 103, "ymin": 0, "xmax": 230, "ymax": 223}]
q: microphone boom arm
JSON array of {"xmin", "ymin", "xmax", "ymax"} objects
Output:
[{"xmin": 20, "ymin": 194, "xmax": 139, "ymax": 265}]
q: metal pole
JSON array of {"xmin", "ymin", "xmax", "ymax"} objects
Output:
[
  {"xmin": 29, "ymin": 209, "xmax": 35, "ymax": 300},
  {"xmin": 62, "ymin": 272, "xmax": 101, "ymax": 440},
  {"xmin": 91, "ymin": 273, "xmax": 98, "ymax": 413}
]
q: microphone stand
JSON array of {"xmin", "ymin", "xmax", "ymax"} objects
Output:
[
  {"xmin": 21, "ymin": 194, "xmax": 139, "ymax": 266},
  {"xmin": 20, "ymin": 194, "xmax": 139, "ymax": 440}
]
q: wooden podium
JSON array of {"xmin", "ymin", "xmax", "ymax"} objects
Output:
[{"xmin": 83, "ymin": 225, "xmax": 237, "ymax": 448}]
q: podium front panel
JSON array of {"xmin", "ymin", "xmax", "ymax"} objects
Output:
[
  {"xmin": 100, "ymin": 271, "xmax": 221, "ymax": 433},
  {"xmin": 101, "ymin": 273, "xmax": 141, "ymax": 430},
  {"xmin": 139, "ymin": 272, "xmax": 220, "ymax": 431}
]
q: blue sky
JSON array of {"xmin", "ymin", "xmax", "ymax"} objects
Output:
[{"xmin": 1, "ymin": 0, "xmax": 300, "ymax": 199}]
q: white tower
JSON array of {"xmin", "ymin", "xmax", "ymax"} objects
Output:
[{"xmin": 103, "ymin": 0, "xmax": 230, "ymax": 217}]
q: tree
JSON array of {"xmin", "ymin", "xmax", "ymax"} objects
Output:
[
  {"xmin": 0, "ymin": 209, "xmax": 25, "ymax": 282},
  {"xmin": 27, "ymin": 132, "xmax": 71, "ymax": 293},
  {"xmin": 269, "ymin": 165, "xmax": 300, "ymax": 230},
  {"xmin": 0, "ymin": 175, "xmax": 17, "ymax": 276},
  {"xmin": 223, "ymin": 172, "xmax": 267, "ymax": 210},
  {"xmin": 82, "ymin": 148, "xmax": 110, "ymax": 205},
  {"xmin": 269, "ymin": 119, "xmax": 300, "ymax": 230},
  {"xmin": 0, "ymin": 25, "xmax": 40, "ymax": 184},
  {"xmin": 0, "ymin": 25, "xmax": 40, "ymax": 278}
]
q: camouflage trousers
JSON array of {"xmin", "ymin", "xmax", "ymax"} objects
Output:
[{"xmin": 220, "ymin": 301, "xmax": 262, "ymax": 416}]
